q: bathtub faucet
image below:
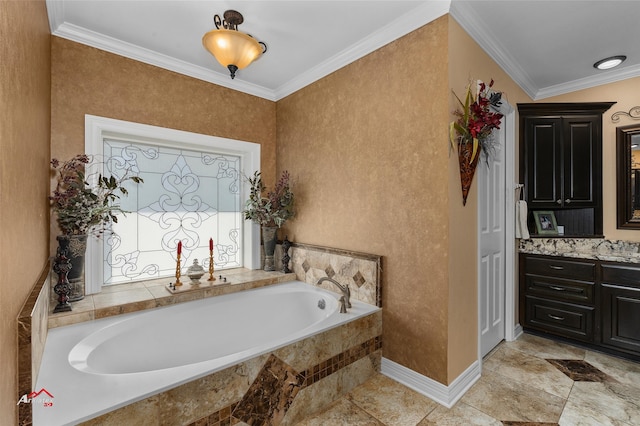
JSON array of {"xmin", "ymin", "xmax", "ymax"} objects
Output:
[{"xmin": 316, "ymin": 277, "xmax": 352, "ymax": 312}]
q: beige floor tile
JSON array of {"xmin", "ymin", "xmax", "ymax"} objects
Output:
[
  {"xmin": 560, "ymin": 381, "xmax": 640, "ymax": 426},
  {"xmin": 584, "ymin": 350, "xmax": 640, "ymax": 389},
  {"xmin": 460, "ymin": 369, "xmax": 565, "ymax": 423},
  {"xmin": 347, "ymin": 373, "xmax": 438, "ymax": 426},
  {"xmin": 502, "ymin": 333, "xmax": 586, "ymax": 360},
  {"xmin": 419, "ymin": 402, "xmax": 502, "ymax": 425},
  {"xmin": 296, "ymin": 399, "xmax": 383, "ymax": 426},
  {"xmin": 483, "ymin": 344, "xmax": 574, "ymax": 399}
]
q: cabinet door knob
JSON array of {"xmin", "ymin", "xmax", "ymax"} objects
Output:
[
  {"xmin": 556, "ymin": 199, "xmax": 562, "ymax": 204},
  {"xmin": 549, "ymin": 265, "xmax": 564, "ymax": 270},
  {"xmin": 565, "ymin": 199, "xmax": 572, "ymax": 204},
  {"xmin": 547, "ymin": 314, "xmax": 565, "ymax": 321}
]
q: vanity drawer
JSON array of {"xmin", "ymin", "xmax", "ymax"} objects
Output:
[
  {"xmin": 525, "ymin": 296, "xmax": 595, "ymax": 342},
  {"xmin": 601, "ymin": 263, "xmax": 640, "ymax": 288},
  {"xmin": 525, "ymin": 256, "xmax": 596, "ymax": 281},
  {"xmin": 524, "ymin": 275, "xmax": 594, "ymax": 304}
]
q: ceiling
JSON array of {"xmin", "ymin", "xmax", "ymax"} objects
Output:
[{"xmin": 46, "ymin": 1, "xmax": 640, "ymax": 101}]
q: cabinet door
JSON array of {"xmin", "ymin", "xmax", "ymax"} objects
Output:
[
  {"xmin": 601, "ymin": 283, "xmax": 640, "ymax": 354},
  {"xmin": 562, "ymin": 116, "xmax": 600, "ymax": 207},
  {"xmin": 524, "ymin": 117, "xmax": 562, "ymax": 207}
]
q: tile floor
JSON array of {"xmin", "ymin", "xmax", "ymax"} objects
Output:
[{"xmin": 298, "ymin": 333, "xmax": 640, "ymax": 425}]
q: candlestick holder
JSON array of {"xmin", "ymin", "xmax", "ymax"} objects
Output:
[
  {"xmin": 53, "ymin": 246, "xmax": 73, "ymax": 313},
  {"xmin": 175, "ymin": 253, "xmax": 183, "ymax": 286},
  {"xmin": 207, "ymin": 251, "xmax": 216, "ymax": 281},
  {"xmin": 281, "ymin": 235, "xmax": 292, "ymax": 273}
]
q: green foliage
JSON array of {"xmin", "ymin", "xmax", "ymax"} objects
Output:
[
  {"xmin": 243, "ymin": 171, "xmax": 295, "ymax": 228},
  {"xmin": 49, "ymin": 154, "xmax": 143, "ymax": 235}
]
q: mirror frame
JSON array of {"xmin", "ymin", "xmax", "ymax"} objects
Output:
[{"xmin": 616, "ymin": 123, "xmax": 640, "ymax": 229}]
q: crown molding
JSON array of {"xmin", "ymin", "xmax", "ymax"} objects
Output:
[
  {"xmin": 49, "ymin": 19, "xmax": 276, "ymax": 101},
  {"xmin": 274, "ymin": 1, "xmax": 451, "ymax": 100},
  {"xmin": 534, "ymin": 64, "xmax": 640, "ymax": 100},
  {"xmin": 449, "ymin": 1, "xmax": 538, "ymax": 100},
  {"xmin": 48, "ymin": 0, "xmax": 451, "ymax": 102}
]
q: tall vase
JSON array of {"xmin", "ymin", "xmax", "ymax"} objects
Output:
[
  {"xmin": 56, "ymin": 234, "xmax": 88, "ymax": 301},
  {"xmin": 458, "ymin": 141, "xmax": 481, "ymax": 206},
  {"xmin": 261, "ymin": 226, "xmax": 278, "ymax": 271}
]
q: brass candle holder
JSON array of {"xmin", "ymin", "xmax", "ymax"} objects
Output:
[
  {"xmin": 208, "ymin": 250, "xmax": 216, "ymax": 281},
  {"xmin": 175, "ymin": 253, "xmax": 183, "ymax": 286}
]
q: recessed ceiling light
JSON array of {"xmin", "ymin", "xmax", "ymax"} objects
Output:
[{"xmin": 593, "ymin": 55, "xmax": 627, "ymax": 70}]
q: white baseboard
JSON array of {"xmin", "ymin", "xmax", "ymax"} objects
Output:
[
  {"xmin": 381, "ymin": 357, "xmax": 481, "ymax": 408},
  {"xmin": 510, "ymin": 324, "xmax": 524, "ymax": 341}
]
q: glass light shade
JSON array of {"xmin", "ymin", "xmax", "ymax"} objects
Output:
[
  {"xmin": 202, "ymin": 29, "xmax": 263, "ymax": 70},
  {"xmin": 593, "ymin": 55, "xmax": 626, "ymax": 70}
]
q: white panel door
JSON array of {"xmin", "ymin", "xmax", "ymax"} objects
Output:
[{"xmin": 479, "ymin": 124, "xmax": 506, "ymax": 358}]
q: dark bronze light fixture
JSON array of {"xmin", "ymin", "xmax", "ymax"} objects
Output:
[{"xmin": 202, "ymin": 10, "xmax": 267, "ymax": 79}]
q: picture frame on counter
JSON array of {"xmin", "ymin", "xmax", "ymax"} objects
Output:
[{"xmin": 533, "ymin": 210, "xmax": 559, "ymax": 235}]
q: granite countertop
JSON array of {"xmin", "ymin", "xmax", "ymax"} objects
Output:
[{"xmin": 519, "ymin": 238, "xmax": 640, "ymax": 264}]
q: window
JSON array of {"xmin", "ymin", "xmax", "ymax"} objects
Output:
[{"xmin": 84, "ymin": 115, "xmax": 261, "ymax": 294}]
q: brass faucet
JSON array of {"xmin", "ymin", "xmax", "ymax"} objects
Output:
[{"xmin": 317, "ymin": 277, "xmax": 351, "ymax": 312}]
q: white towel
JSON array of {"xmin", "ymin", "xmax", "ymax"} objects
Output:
[{"xmin": 516, "ymin": 200, "xmax": 530, "ymax": 239}]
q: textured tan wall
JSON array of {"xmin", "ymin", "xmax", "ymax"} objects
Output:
[
  {"xmin": 446, "ymin": 18, "xmax": 531, "ymax": 381},
  {"xmin": 50, "ymin": 37, "xmax": 277, "ymax": 250},
  {"xmin": 0, "ymin": 1, "xmax": 51, "ymax": 424},
  {"xmin": 541, "ymin": 76, "xmax": 640, "ymax": 242},
  {"xmin": 277, "ymin": 17, "xmax": 451, "ymax": 383}
]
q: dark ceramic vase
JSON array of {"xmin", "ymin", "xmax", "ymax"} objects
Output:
[
  {"xmin": 262, "ymin": 226, "xmax": 278, "ymax": 271},
  {"xmin": 56, "ymin": 234, "xmax": 88, "ymax": 301}
]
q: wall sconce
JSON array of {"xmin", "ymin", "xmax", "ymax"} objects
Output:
[{"xmin": 202, "ymin": 10, "xmax": 267, "ymax": 79}]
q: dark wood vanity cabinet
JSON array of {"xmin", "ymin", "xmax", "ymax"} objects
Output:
[
  {"xmin": 520, "ymin": 255, "xmax": 597, "ymax": 342},
  {"xmin": 601, "ymin": 263, "xmax": 640, "ymax": 356},
  {"xmin": 520, "ymin": 254, "xmax": 640, "ymax": 360},
  {"xmin": 518, "ymin": 103, "xmax": 615, "ymax": 236}
]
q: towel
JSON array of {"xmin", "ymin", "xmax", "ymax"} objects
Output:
[{"xmin": 516, "ymin": 200, "xmax": 530, "ymax": 239}]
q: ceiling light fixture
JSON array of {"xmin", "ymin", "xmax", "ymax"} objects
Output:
[
  {"xmin": 593, "ymin": 55, "xmax": 627, "ymax": 70},
  {"xmin": 202, "ymin": 10, "xmax": 267, "ymax": 79}
]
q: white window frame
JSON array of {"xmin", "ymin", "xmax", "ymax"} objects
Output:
[{"xmin": 84, "ymin": 114, "xmax": 261, "ymax": 294}]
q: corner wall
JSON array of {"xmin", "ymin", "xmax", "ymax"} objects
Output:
[
  {"xmin": 446, "ymin": 18, "xmax": 531, "ymax": 381},
  {"xmin": 0, "ymin": 1, "xmax": 51, "ymax": 424},
  {"xmin": 277, "ymin": 16, "xmax": 452, "ymax": 384}
]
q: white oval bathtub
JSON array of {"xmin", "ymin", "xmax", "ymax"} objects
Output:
[
  {"xmin": 69, "ymin": 283, "xmax": 339, "ymax": 375},
  {"xmin": 34, "ymin": 281, "xmax": 379, "ymax": 426}
]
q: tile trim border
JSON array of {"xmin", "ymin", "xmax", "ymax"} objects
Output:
[
  {"xmin": 290, "ymin": 242, "xmax": 382, "ymax": 307},
  {"xmin": 17, "ymin": 260, "xmax": 51, "ymax": 426},
  {"xmin": 381, "ymin": 357, "xmax": 480, "ymax": 408}
]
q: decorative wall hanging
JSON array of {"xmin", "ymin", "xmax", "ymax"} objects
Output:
[
  {"xmin": 611, "ymin": 106, "xmax": 640, "ymax": 123},
  {"xmin": 449, "ymin": 79, "xmax": 504, "ymax": 205}
]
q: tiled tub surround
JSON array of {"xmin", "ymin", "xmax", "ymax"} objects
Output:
[
  {"xmin": 17, "ymin": 261, "xmax": 51, "ymax": 426},
  {"xmin": 35, "ymin": 282, "xmax": 381, "ymax": 425},
  {"xmin": 520, "ymin": 238, "xmax": 640, "ymax": 263},
  {"xmin": 290, "ymin": 243, "xmax": 382, "ymax": 307},
  {"xmin": 34, "ymin": 282, "xmax": 381, "ymax": 425}
]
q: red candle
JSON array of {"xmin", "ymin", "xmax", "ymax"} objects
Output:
[
  {"xmin": 177, "ymin": 240, "xmax": 182, "ymax": 256},
  {"xmin": 209, "ymin": 238, "xmax": 213, "ymax": 252}
]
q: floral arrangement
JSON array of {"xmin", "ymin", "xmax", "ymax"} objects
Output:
[
  {"xmin": 450, "ymin": 79, "xmax": 504, "ymax": 163},
  {"xmin": 49, "ymin": 154, "xmax": 143, "ymax": 235},
  {"xmin": 243, "ymin": 170, "xmax": 294, "ymax": 228}
]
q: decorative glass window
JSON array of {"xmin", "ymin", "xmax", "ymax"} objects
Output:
[
  {"xmin": 85, "ymin": 115, "xmax": 261, "ymax": 293},
  {"xmin": 101, "ymin": 139, "xmax": 242, "ymax": 285}
]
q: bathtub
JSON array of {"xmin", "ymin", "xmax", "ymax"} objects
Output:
[{"xmin": 34, "ymin": 281, "xmax": 379, "ymax": 425}]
